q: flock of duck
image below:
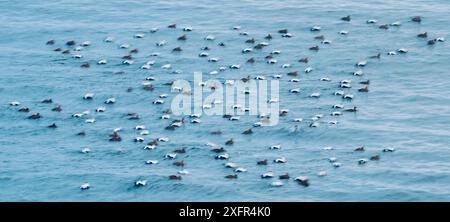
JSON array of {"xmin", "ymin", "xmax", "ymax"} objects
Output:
[{"xmin": 8, "ymin": 15, "xmax": 444, "ymax": 190}]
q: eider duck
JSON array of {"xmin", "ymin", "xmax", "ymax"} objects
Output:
[
  {"xmin": 134, "ymin": 180, "xmax": 147, "ymax": 187},
  {"xmin": 279, "ymin": 173, "xmax": 290, "ymax": 179},
  {"xmin": 411, "ymin": 16, "xmax": 422, "ymax": 23},
  {"xmin": 134, "ymin": 33, "xmax": 145, "ymax": 38},
  {"xmin": 18, "ymin": 107, "xmax": 30, "ymax": 112},
  {"xmin": 294, "ymin": 176, "xmax": 309, "ymax": 187},
  {"xmin": 215, "ymin": 153, "xmax": 229, "ymax": 160},
  {"xmin": 341, "ymin": 15, "xmax": 351, "ymax": 21},
  {"xmin": 261, "ymin": 172, "xmax": 274, "ymax": 178},
  {"xmin": 225, "ymin": 174, "xmax": 238, "ymax": 179},
  {"xmin": 145, "ymin": 160, "xmax": 159, "ymax": 165},
  {"xmin": 104, "ymin": 97, "xmax": 116, "ymax": 104},
  {"xmin": 28, "ymin": 113, "xmax": 42, "ymax": 119},
  {"xmin": 164, "ymin": 153, "xmax": 177, "ymax": 159},
  {"xmin": 273, "ymin": 157, "xmax": 287, "ymax": 163},
  {"xmin": 370, "ymin": 155, "xmax": 380, "ymax": 161},
  {"xmin": 383, "ymin": 147, "xmax": 395, "ymax": 152},
  {"xmin": 85, "ymin": 118, "xmax": 96, "ymax": 123},
  {"xmin": 271, "ymin": 181, "xmax": 284, "ymax": 187},
  {"xmin": 9, "ymin": 101, "xmax": 21, "ymax": 106},
  {"xmin": 80, "ymin": 183, "xmax": 90, "ymax": 190}
]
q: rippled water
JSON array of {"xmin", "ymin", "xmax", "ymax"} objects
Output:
[{"xmin": 1, "ymin": 0, "xmax": 450, "ymax": 201}]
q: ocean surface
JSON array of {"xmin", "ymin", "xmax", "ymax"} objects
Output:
[{"xmin": 1, "ymin": 0, "xmax": 450, "ymax": 201}]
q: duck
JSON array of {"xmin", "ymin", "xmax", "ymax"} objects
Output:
[
  {"xmin": 333, "ymin": 104, "xmax": 344, "ymax": 109},
  {"xmin": 379, "ymin": 24, "xmax": 389, "ymax": 29},
  {"xmin": 104, "ymin": 36, "xmax": 115, "ymax": 42},
  {"xmin": 309, "ymin": 45, "xmax": 319, "ymax": 51},
  {"xmin": 229, "ymin": 64, "xmax": 240, "ymax": 69},
  {"xmin": 261, "ymin": 172, "xmax": 274, "ymax": 178},
  {"xmin": 81, "ymin": 148, "xmax": 91, "ymax": 154},
  {"xmin": 161, "ymin": 64, "xmax": 172, "ymax": 69},
  {"xmin": 271, "ymin": 181, "xmax": 284, "ymax": 187},
  {"xmin": 310, "ymin": 92, "xmax": 321, "ymax": 98},
  {"xmin": 358, "ymin": 87, "xmax": 369, "ymax": 92},
  {"xmin": 174, "ymin": 160, "xmax": 185, "ymax": 167},
  {"xmin": 334, "ymin": 90, "xmax": 344, "ymax": 96},
  {"xmin": 235, "ymin": 167, "xmax": 247, "ymax": 173},
  {"xmin": 83, "ymin": 93, "xmax": 94, "ymax": 100},
  {"xmin": 80, "ymin": 183, "xmax": 90, "ymax": 190},
  {"xmin": 293, "ymin": 118, "xmax": 303, "ymax": 122},
  {"xmin": 145, "ymin": 160, "xmax": 159, "ymax": 165},
  {"xmin": 356, "ymin": 60, "xmax": 367, "ymax": 67},
  {"xmin": 134, "ymin": 33, "xmax": 145, "ymax": 38},
  {"xmin": 411, "ymin": 16, "xmax": 422, "ymax": 23},
  {"xmin": 158, "ymin": 137, "xmax": 169, "ymax": 142},
  {"xmin": 242, "ymin": 128, "xmax": 253, "ymax": 135},
  {"xmin": 153, "ymin": 99, "xmax": 164, "ymax": 104},
  {"xmin": 9, "ymin": 101, "xmax": 21, "ymax": 106},
  {"xmin": 279, "ymin": 173, "xmax": 290, "ymax": 180},
  {"xmin": 97, "ymin": 59, "xmax": 107, "ymax": 65},
  {"xmin": 199, "ymin": 52, "xmax": 209, "ymax": 57},
  {"xmin": 215, "ymin": 153, "xmax": 229, "ymax": 160},
  {"xmin": 134, "ymin": 180, "xmax": 147, "ymax": 187},
  {"xmin": 225, "ymin": 174, "xmax": 238, "ymax": 179},
  {"xmin": 330, "ymin": 111, "xmax": 342, "ymax": 116},
  {"xmin": 340, "ymin": 83, "xmax": 352, "ymax": 88},
  {"xmin": 144, "ymin": 145, "xmax": 156, "ymax": 150},
  {"xmin": 353, "ymin": 70, "xmax": 364, "ymax": 76},
  {"xmin": 383, "ymin": 147, "xmax": 395, "ymax": 152},
  {"xmin": 18, "ymin": 107, "xmax": 30, "ymax": 112},
  {"xmin": 28, "ymin": 113, "xmax": 42, "ymax": 119},
  {"xmin": 85, "ymin": 118, "xmax": 96, "ymax": 123},
  {"xmin": 205, "ymin": 35, "xmax": 215, "ymax": 41},
  {"xmin": 268, "ymin": 144, "xmax": 282, "ymax": 150},
  {"xmin": 164, "ymin": 153, "xmax": 177, "ymax": 159},
  {"xmin": 370, "ymin": 155, "xmax": 380, "ymax": 161},
  {"xmin": 310, "ymin": 26, "xmax": 322, "ymax": 32},
  {"xmin": 211, "ymin": 147, "xmax": 226, "ymax": 153},
  {"xmin": 183, "ymin": 26, "xmax": 193, "ymax": 31},
  {"xmin": 317, "ymin": 171, "xmax": 327, "ymax": 177},
  {"xmin": 134, "ymin": 137, "xmax": 144, "ymax": 142},
  {"xmin": 390, "ymin": 21, "xmax": 401, "ymax": 26},
  {"xmin": 225, "ymin": 162, "xmax": 237, "ymax": 168},
  {"xmin": 342, "ymin": 94, "xmax": 354, "ymax": 100},
  {"xmin": 341, "ymin": 15, "xmax": 351, "ymax": 21},
  {"xmin": 169, "ymin": 175, "xmax": 182, "ymax": 180},
  {"xmin": 360, "ymin": 80, "xmax": 370, "ymax": 85},
  {"xmin": 179, "ymin": 170, "xmax": 190, "ymax": 175},
  {"xmin": 309, "ymin": 122, "xmax": 320, "ymax": 128},
  {"xmin": 274, "ymin": 157, "xmax": 287, "ymax": 163},
  {"xmin": 104, "ymin": 97, "xmax": 116, "ymax": 104},
  {"xmin": 417, "ymin": 32, "xmax": 428, "ymax": 38},
  {"xmin": 48, "ymin": 123, "xmax": 57, "ymax": 128},
  {"xmin": 257, "ymin": 159, "xmax": 268, "ymax": 165},
  {"xmin": 397, "ymin": 48, "xmax": 408, "ymax": 53},
  {"xmin": 299, "ymin": 57, "xmax": 309, "ymax": 63}
]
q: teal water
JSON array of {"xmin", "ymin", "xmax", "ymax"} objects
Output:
[{"xmin": 1, "ymin": 0, "xmax": 450, "ymax": 201}]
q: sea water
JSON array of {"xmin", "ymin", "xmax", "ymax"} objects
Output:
[{"xmin": 0, "ymin": 0, "xmax": 450, "ymax": 201}]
